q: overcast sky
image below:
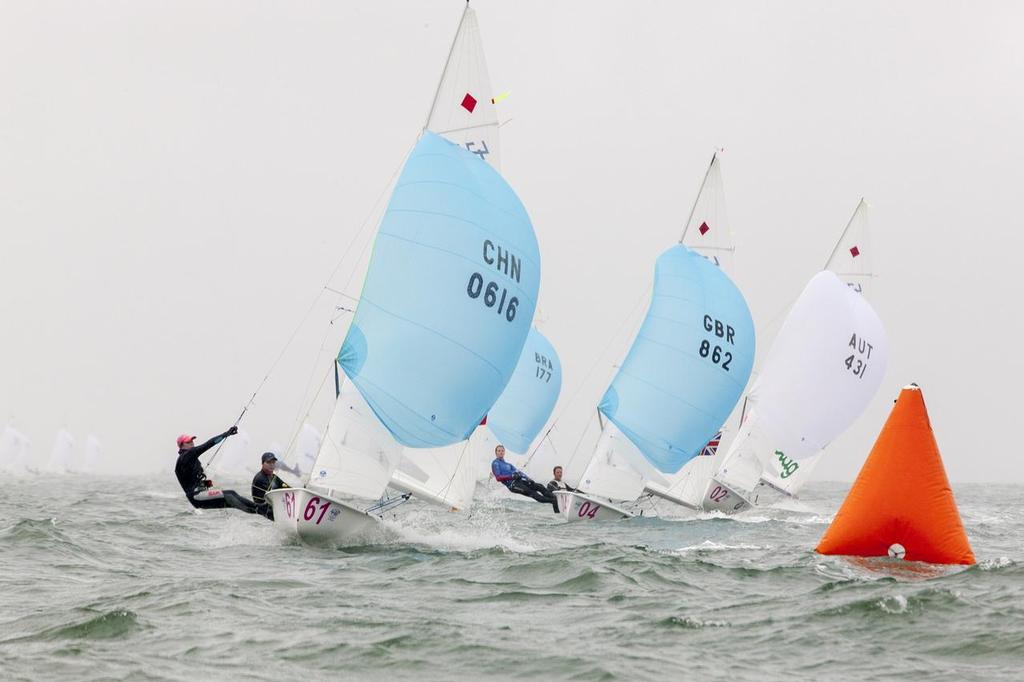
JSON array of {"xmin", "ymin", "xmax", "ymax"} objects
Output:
[{"xmin": 2, "ymin": 1, "xmax": 1022, "ymax": 483}]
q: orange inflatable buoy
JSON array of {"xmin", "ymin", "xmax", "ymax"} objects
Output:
[{"xmin": 816, "ymin": 384, "xmax": 975, "ymax": 565}]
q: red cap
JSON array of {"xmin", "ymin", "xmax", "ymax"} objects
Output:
[{"xmin": 176, "ymin": 434, "xmax": 196, "ymax": 447}]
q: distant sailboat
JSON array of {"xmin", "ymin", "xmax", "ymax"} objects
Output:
[
  {"xmin": 0, "ymin": 425, "xmax": 33, "ymax": 474},
  {"xmin": 266, "ymin": 5, "xmax": 541, "ymax": 543},
  {"xmin": 46, "ymin": 428, "xmax": 75, "ymax": 474}
]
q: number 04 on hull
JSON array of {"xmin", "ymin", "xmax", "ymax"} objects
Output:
[
  {"xmin": 553, "ymin": 490, "xmax": 633, "ymax": 521},
  {"xmin": 265, "ymin": 488, "xmax": 383, "ymax": 545}
]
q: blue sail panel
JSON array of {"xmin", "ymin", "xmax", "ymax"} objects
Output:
[
  {"xmin": 486, "ymin": 328, "xmax": 562, "ymax": 454},
  {"xmin": 340, "ymin": 132, "xmax": 540, "ymax": 448},
  {"xmin": 598, "ymin": 245, "xmax": 754, "ymax": 473}
]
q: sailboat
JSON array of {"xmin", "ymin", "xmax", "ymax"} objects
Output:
[
  {"xmin": 265, "ymin": 5, "xmax": 541, "ymax": 543},
  {"xmin": 0, "ymin": 425, "xmax": 33, "ymax": 474},
  {"xmin": 81, "ymin": 434, "xmax": 103, "ymax": 474},
  {"xmin": 699, "ymin": 199, "xmax": 885, "ymax": 513},
  {"xmin": 45, "ymin": 428, "xmax": 76, "ymax": 474},
  {"xmin": 642, "ymin": 152, "xmax": 740, "ymax": 511},
  {"xmin": 555, "ymin": 187, "xmax": 756, "ymax": 521}
]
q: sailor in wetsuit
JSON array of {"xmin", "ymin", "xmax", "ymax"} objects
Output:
[
  {"xmin": 174, "ymin": 428, "xmax": 258, "ymax": 513},
  {"xmin": 251, "ymin": 452, "xmax": 290, "ymax": 520},
  {"xmin": 547, "ymin": 465, "xmax": 576, "ymax": 493},
  {"xmin": 491, "ymin": 444, "xmax": 559, "ymax": 513}
]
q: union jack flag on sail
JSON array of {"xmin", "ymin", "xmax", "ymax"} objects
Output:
[{"xmin": 699, "ymin": 431, "xmax": 723, "ymax": 457}]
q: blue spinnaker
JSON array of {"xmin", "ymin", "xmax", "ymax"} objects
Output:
[
  {"xmin": 598, "ymin": 245, "xmax": 754, "ymax": 473},
  {"xmin": 487, "ymin": 328, "xmax": 561, "ymax": 454},
  {"xmin": 340, "ymin": 132, "xmax": 540, "ymax": 448}
]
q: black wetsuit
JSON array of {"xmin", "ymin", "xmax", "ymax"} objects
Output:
[
  {"xmin": 251, "ymin": 470, "xmax": 290, "ymax": 520},
  {"xmin": 174, "ymin": 430, "xmax": 257, "ymax": 513},
  {"xmin": 547, "ymin": 480, "xmax": 575, "ymax": 493}
]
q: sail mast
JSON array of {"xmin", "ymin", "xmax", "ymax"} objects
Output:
[
  {"xmin": 679, "ymin": 152, "xmax": 718, "ymax": 243},
  {"xmin": 823, "ymin": 197, "xmax": 867, "ymax": 269},
  {"xmin": 423, "ymin": 2, "xmax": 471, "ymax": 132}
]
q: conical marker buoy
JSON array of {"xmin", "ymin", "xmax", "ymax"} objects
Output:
[{"xmin": 816, "ymin": 384, "xmax": 974, "ymax": 565}]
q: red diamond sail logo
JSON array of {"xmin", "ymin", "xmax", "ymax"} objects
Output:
[
  {"xmin": 850, "ymin": 245, "xmax": 860, "ymax": 258},
  {"xmin": 698, "ymin": 221, "xmax": 710, "ymax": 236},
  {"xmin": 461, "ymin": 93, "xmax": 477, "ymax": 113}
]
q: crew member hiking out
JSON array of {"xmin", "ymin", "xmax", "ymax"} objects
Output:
[
  {"xmin": 251, "ymin": 452, "xmax": 290, "ymax": 520},
  {"xmin": 491, "ymin": 444, "xmax": 558, "ymax": 513},
  {"xmin": 174, "ymin": 427, "xmax": 258, "ymax": 514}
]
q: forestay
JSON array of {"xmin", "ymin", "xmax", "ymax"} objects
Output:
[
  {"xmin": 598, "ymin": 245, "xmax": 755, "ymax": 473},
  {"xmin": 339, "ymin": 132, "xmax": 539, "ymax": 449},
  {"xmin": 680, "ymin": 154, "xmax": 735, "ymax": 275},
  {"xmin": 425, "ymin": 6, "xmax": 501, "ymax": 170},
  {"xmin": 486, "ymin": 328, "xmax": 561, "ymax": 455},
  {"xmin": 715, "ymin": 271, "xmax": 888, "ymax": 497}
]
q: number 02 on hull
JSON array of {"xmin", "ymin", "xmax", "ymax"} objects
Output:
[{"xmin": 265, "ymin": 488, "xmax": 383, "ymax": 545}]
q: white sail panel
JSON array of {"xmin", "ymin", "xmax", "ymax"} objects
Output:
[
  {"xmin": 391, "ymin": 440, "xmax": 478, "ymax": 511},
  {"xmin": 309, "ymin": 378, "xmax": 403, "ymax": 501},
  {"xmin": 681, "ymin": 154, "xmax": 734, "ymax": 275},
  {"xmin": 715, "ymin": 271, "xmax": 888, "ymax": 497},
  {"xmin": 425, "ymin": 6, "xmax": 501, "ymax": 169},
  {"xmin": 825, "ymin": 199, "xmax": 873, "ymax": 297},
  {"xmin": 82, "ymin": 435, "xmax": 102, "ymax": 472},
  {"xmin": 648, "ymin": 450, "xmax": 719, "ymax": 508},
  {"xmin": 210, "ymin": 429, "xmax": 252, "ymax": 480},
  {"xmin": 0, "ymin": 426, "xmax": 33, "ymax": 473},
  {"xmin": 578, "ymin": 423, "xmax": 648, "ymax": 502},
  {"xmin": 46, "ymin": 429, "xmax": 75, "ymax": 473}
]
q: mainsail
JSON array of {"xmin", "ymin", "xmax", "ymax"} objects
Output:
[
  {"xmin": 46, "ymin": 428, "xmax": 75, "ymax": 473},
  {"xmin": 680, "ymin": 153, "xmax": 734, "ymax": 275},
  {"xmin": 0, "ymin": 426, "xmax": 32, "ymax": 473},
  {"xmin": 714, "ymin": 271, "xmax": 888, "ymax": 498},
  {"xmin": 825, "ymin": 198, "xmax": 873, "ymax": 297},
  {"xmin": 598, "ymin": 245, "xmax": 755, "ymax": 474},
  {"xmin": 425, "ymin": 6, "xmax": 501, "ymax": 170}
]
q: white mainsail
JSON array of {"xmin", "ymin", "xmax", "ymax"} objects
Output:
[
  {"xmin": 825, "ymin": 198, "xmax": 873, "ymax": 297},
  {"xmin": 308, "ymin": 376, "xmax": 404, "ymax": 501},
  {"xmin": 46, "ymin": 428, "xmax": 75, "ymax": 473},
  {"xmin": 0, "ymin": 426, "xmax": 33, "ymax": 473},
  {"xmin": 680, "ymin": 153, "xmax": 734, "ymax": 275},
  {"xmin": 425, "ymin": 6, "xmax": 501, "ymax": 170}
]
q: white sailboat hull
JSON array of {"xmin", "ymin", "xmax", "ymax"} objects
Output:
[
  {"xmin": 266, "ymin": 488, "xmax": 382, "ymax": 545},
  {"xmin": 700, "ymin": 477, "xmax": 752, "ymax": 514},
  {"xmin": 553, "ymin": 490, "xmax": 633, "ymax": 521}
]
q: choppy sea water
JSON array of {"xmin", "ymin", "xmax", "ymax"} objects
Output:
[{"xmin": 0, "ymin": 477, "xmax": 1021, "ymax": 681}]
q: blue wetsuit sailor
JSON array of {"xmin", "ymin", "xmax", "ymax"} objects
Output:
[{"xmin": 491, "ymin": 444, "xmax": 559, "ymax": 513}]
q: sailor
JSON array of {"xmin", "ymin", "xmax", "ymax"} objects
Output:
[
  {"xmin": 546, "ymin": 465, "xmax": 576, "ymax": 493},
  {"xmin": 491, "ymin": 444, "xmax": 558, "ymax": 513},
  {"xmin": 174, "ymin": 427, "xmax": 258, "ymax": 514},
  {"xmin": 251, "ymin": 452, "xmax": 291, "ymax": 520}
]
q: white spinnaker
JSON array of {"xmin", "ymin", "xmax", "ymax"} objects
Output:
[
  {"xmin": 82, "ymin": 435, "xmax": 102, "ymax": 472},
  {"xmin": 47, "ymin": 429, "xmax": 75, "ymax": 473},
  {"xmin": 391, "ymin": 439, "xmax": 478, "ymax": 511},
  {"xmin": 425, "ymin": 6, "xmax": 501, "ymax": 170},
  {"xmin": 577, "ymin": 422, "xmax": 649, "ymax": 502},
  {"xmin": 680, "ymin": 153, "xmax": 734, "ymax": 275},
  {"xmin": 715, "ymin": 271, "xmax": 888, "ymax": 497},
  {"xmin": 825, "ymin": 198, "xmax": 873, "ymax": 297},
  {"xmin": 308, "ymin": 377, "xmax": 403, "ymax": 501},
  {"xmin": 0, "ymin": 426, "xmax": 32, "ymax": 473}
]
